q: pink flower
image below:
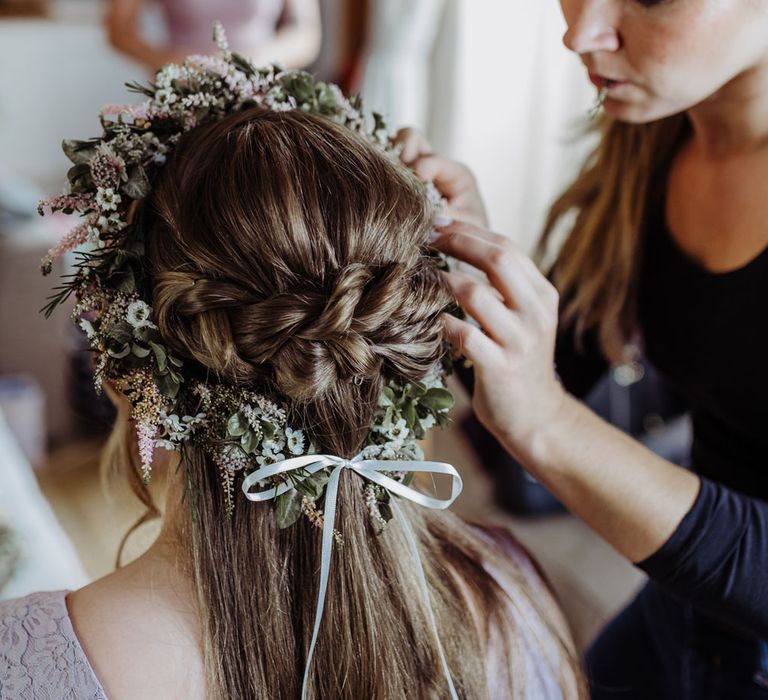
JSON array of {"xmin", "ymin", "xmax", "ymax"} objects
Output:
[
  {"xmin": 40, "ymin": 222, "xmax": 89, "ymax": 275},
  {"xmin": 99, "ymin": 103, "xmax": 150, "ymax": 121},
  {"xmin": 137, "ymin": 421, "xmax": 157, "ymax": 482},
  {"xmin": 37, "ymin": 193, "xmax": 96, "ymax": 216}
]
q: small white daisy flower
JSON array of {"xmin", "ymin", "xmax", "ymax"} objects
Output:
[
  {"xmin": 388, "ymin": 418, "xmax": 409, "ymax": 444},
  {"xmin": 285, "ymin": 427, "xmax": 305, "ymax": 455},
  {"xmin": 126, "ymin": 300, "xmax": 154, "ymax": 329},
  {"xmin": 155, "ymin": 89, "xmax": 178, "ymax": 106},
  {"xmin": 95, "ymin": 187, "xmax": 121, "ymax": 212},
  {"xmin": 263, "ymin": 437, "xmax": 286, "ymax": 453}
]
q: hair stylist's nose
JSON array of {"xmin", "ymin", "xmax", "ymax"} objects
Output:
[{"xmin": 561, "ymin": 0, "xmax": 621, "ymax": 54}]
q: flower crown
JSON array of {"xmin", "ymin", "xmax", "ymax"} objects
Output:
[{"xmin": 39, "ymin": 24, "xmax": 455, "ymax": 529}]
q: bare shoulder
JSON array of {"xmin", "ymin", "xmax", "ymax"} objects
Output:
[{"xmin": 67, "ymin": 557, "xmax": 206, "ymax": 699}]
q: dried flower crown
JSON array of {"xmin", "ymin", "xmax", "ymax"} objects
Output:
[{"xmin": 39, "ymin": 23, "xmax": 455, "ymax": 528}]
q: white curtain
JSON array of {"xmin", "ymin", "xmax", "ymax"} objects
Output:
[
  {"xmin": 358, "ymin": 0, "xmax": 447, "ymax": 130},
  {"xmin": 445, "ymin": 2, "xmax": 596, "ymax": 250}
]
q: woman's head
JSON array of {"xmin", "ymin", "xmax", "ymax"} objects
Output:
[
  {"xmin": 147, "ymin": 107, "xmax": 451, "ymax": 457},
  {"xmin": 560, "ymin": 0, "xmax": 768, "ymax": 123},
  {"xmin": 100, "ymin": 106, "xmax": 583, "ymax": 699}
]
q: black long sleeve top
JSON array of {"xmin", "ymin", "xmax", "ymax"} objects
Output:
[{"xmin": 554, "ymin": 196, "xmax": 768, "ymax": 639}]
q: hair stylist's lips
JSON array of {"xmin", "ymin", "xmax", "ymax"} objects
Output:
[{"xmin": 589, "ymin": 72, "xmax": 629, "ymax": 90}]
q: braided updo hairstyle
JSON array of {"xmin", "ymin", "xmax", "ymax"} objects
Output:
[
  {"xmin": 149, "ymin": 107, "xmax": 451, "ymax": 456},
  {"xmin": 105, "ymin": 107, "xmax": 582, "ymax": 699}
]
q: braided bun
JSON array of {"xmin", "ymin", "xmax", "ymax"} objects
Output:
[{"xmin": 148, "ymin": 107, "xmax": 451, "ymax": 455}]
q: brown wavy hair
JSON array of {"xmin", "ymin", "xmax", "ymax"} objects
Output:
[
  {"xmin": 537, "ymin": 113, "xmax": 689, "ymax": 361},
  {"xmin": 104, "ymin": 107, "xmax": 584, "ymax": 699}
]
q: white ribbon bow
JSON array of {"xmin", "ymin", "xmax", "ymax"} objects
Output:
[{"xmin": 242, "ymin": 453, "xmax": 463, "ymax": 700}]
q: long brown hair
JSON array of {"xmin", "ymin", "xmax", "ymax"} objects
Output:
[
  {"xmin": 104, "ymin": 107, "xmax": 584, "ymax": 699},
  {"xmin": 537, "ymin": 113, "xmax": 690, "ymax": 361}
]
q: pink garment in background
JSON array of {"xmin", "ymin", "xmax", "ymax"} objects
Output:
[{"xmin": 160, "ymin": 0, "xmax": 285, "ymax": 55}]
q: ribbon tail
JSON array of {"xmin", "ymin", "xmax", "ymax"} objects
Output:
[
  {"xmin": 301, "ymin": 464, "xmax": 344, "ymax": 699},
  {"xmin": 390, "ymin": 497, "xmax": 460, "ymax": 700}
]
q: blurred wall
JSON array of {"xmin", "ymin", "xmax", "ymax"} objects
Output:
[{"xmin": 0, "ymin": 12, "xmax": 143, "ymax": 193}]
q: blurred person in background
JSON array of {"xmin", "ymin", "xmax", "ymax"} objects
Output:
[
  {"xmin": 398, "ymin": 0, "xmax": 768, "ymax": 697},
  {"xmin": 105, "ymin": 0, "xmax": 321, "ymax": 72}
]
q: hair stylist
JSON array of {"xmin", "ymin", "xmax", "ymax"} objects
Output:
[{"xmin": 400, "ymin": 1, "xmax": 768, "ymax": 697}]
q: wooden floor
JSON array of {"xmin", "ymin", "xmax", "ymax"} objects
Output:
[{"xmin": 36, "ymin": 391, "xmax": 644, "ymax": 651}]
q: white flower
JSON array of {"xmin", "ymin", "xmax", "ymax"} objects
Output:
[
  {"xmin": 155, "ymin": 89, "xmax": 178, "ymax": 106},
  {"xmin": 78, "ymin": 318, "xmax": 97, "ymax": 340},
  {"xmin": 256, "ymin": 445, "xmax": 286, "ymax": 466},
  {"xmin": 182, "ymin": 413, "xmax": 207, "ymax": 429},
  {"xmin": 219, "ymin": 444, "xmax": 251, "ymax": 472},
  {"xmin": 164, "ymin": 413, "xmax": 185, "ymax": 434},
  {"xmin": 126, "ymin": 300, "xmax": 154, "ymax": 329},
  {"xmin": 154, "ymin": 439, "xmax": 177, "ymax": 451},
  {"xmin": 285, "ymin": 427, "xmax": 305, "ymax": 455},
  {"xmin": 97, "ymin": 213, "xmax": 126, "ymax": 233},
  {"xmin": 96, "ymin": 187, "xmax": 121, "ymax": 212},
  {"xmin": 388, "ymin": 418, "xmax": 409, "ymax": 444},
  {"xmin": 263, "ymin": 437, "xmax": 286, "ymax": 453},
  {"xmin": 421, "ymin": 366, "xmax": 443, "ymax": 390}
]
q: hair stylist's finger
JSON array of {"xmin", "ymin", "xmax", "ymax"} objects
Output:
[
  {"xmin": 446, "ymin": 270, "xmax": 525, "ymax": 348},
  {"xmin": 436, "ymin": 225, "xmax": 544, "ymax": 315},
  {"xmin": 441, "ymin": 313, "xmax": 502, "ymax": 368},
  {"xmin": 393, "ymin": 127, "xmax": 432, "ymax": 165},
  {"xmin": 434, "ymin": 220, "xmax": 543, "ymax": 284},
  {"xmin": 412, "ymin": 155, "xmax": 476, "ymax": 197}
]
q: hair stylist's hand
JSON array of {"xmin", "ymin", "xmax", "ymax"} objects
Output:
[
  {"xmin": 433, "ymin": 221, "xmax": 566, "ymax": 459},
  {"xmin": 393, "ymin": 128, "xmax": 489, "ymax": 228}
]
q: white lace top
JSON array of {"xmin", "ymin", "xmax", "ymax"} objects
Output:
[{"xmin": 0, "ymin": 590, "xmax": 107, "ymax": 700}]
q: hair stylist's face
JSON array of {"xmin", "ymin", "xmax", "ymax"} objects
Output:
[{"xmin": 559, "ymin": 0, "xmax": 768, "ymax": 123}]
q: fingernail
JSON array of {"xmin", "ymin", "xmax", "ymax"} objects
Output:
[
  {"xmin": 429, "ymin": 230, "xmax": 442, "ymax": 243},
  {"xmin": 433, "ymin": 214, "xmax": 454, "ymax": 228}
]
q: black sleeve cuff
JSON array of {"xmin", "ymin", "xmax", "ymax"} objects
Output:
[{"xmin": 636, "ymin": 477, "xmax": 768, "ymax": 638}]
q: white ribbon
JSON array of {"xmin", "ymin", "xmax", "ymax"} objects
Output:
[{"xmin": 242, "ymin": 453, "xmax": 463, "ymax": 700}]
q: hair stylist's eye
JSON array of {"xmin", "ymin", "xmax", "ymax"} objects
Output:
[{"xmin": 633, "ymin": 0, "xmax": 671, "ymax": 6}]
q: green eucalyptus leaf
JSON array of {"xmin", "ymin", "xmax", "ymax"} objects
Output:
[
  {"xmin": 241, "ymin": 430, "xmax": 260, "ymax": 454},
  {"xmin": 62, "ymin": 139, "xmax": 98, "ymax": 166},
  {"xmin": 107, "ymin": 344, "xmax": 130, "ymax": 359},
  {"xmin": 108, "ymin": 321, "xmax": 133, "ymax": 344},
  {"xmin": 169, "ymin": 355, "xmax": 184, "ymax": 368},
  {"xmin": 276, "ymin": 489, "xmax": 303, "ymax": 529},
  {"xmin": 296, "ymin": 471, "xmax": 329, "ymax": 499},
  {"xmin": 131, "ymin": 343, "xmax": 151, "ymax": 358},
  {"xmin": 379, "ymin": 503, "xmax": 393, "ymax": 524},
  {"xmin": 379, "ymin": 386, "xmax": 395, "ymax": 407},
  {"xmin": 260, "ymin": 420, "xmax": 275, "ymax": 440},
  {"xmin": 148, "ymin": 341, "xmax": 168, "ymax": 372},
  {"xmin": 295, "ymin": 477, "xmax": 316, "ymax": 498},
  {"xmin": 420, "ymin": 388, "xmax": 455, "ymax": 413},
  {"xmin": 66, "ymin": 162, "xmax": 92, "ymax": 185},
  {"xmin": 156, "ymin": 372, "xmax": 180, "ymax": 399},
  {"xmin": 227, "ymin": 412, "xmax": 248, "ymax": 437},
  {"xmin": 113, "ymin": 268, "xmax": 136, "ymax": 294},
  {"xmin": 403, "ymin": 400, "xmax": 417, "ymax": 429},
  {"xmin": 405, "ymin": 382, "xmax": 426, "ymax": 399},
  {"xmin": 280, "ymin": 72, "xmax": 315, "ymax": 103}
]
